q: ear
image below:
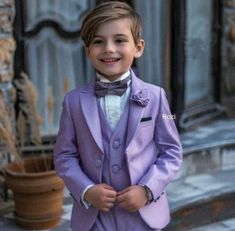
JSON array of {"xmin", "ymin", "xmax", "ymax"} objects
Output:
[{"xmin": 134, "ymin": 39, "xmax": 145, "ymax": 58}]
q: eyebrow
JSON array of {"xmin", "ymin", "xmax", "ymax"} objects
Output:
[{"xmin": 93, "ymin": 34, "xmax": 128, "ymax": 38}]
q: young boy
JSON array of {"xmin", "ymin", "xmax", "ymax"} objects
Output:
[{"xmin": 53, "ymin": 2, "xmax": 182, "ymax": 231}]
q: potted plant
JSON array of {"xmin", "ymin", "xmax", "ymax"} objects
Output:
[
  {"xmin": 0, "ymin": 73, "xmax": 64, "ymax": 230},
  {"xmin": 4, "ymin": 155, "xmax": 64, "ymax": 230}
]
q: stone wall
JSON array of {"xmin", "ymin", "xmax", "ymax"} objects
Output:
[
  {"xmin": 0, "ymin": 0, "xmax": 15, "ymax": 82},
  {"xmin": 0, "ymin": 0, "xmax": 16, "ymax": 167}
]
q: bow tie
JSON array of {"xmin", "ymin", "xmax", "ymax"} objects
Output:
[{"xmin": 95, "ymin": 76, "xmax": 130, "ymax": 97}]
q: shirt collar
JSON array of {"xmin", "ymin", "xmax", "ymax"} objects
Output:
[{"xmin": 96, "ymin": 70, "xmax": 130, "ymax": 83}]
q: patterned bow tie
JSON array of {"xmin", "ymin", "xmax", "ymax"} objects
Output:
[{"xmin": 95, "ymin": 76, "xmax": 130, "ymax": 97}]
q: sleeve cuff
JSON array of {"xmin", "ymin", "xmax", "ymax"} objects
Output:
[{"xmin": 81, "ymin": 184, "xmax": 95, "ymax": 209}]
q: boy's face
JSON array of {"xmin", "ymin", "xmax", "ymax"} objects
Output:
[{"xmin": 85, "ymin": 18, "xmax": 144, "ymax": 81}]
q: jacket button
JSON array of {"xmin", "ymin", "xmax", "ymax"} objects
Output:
[
  {"xmin": 112, "ymin": 164, "xmax": 120, "ymax": 173},
  {"xmin": 95, "ymin": 159, "xmax": 102, "ymax": 168},
  {"xmin": 113, "ymin": 140, "xmax": 120, "ymax": 149}
]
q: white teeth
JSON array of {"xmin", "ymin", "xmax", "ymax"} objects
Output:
[{"xmin": 101, "ymin": 58, "xmax": 119, "ymax": 62}]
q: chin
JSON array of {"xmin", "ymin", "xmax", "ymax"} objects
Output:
[{"xmin": 98, "ymin": 70, "xmax": 120, "ymax": 78}]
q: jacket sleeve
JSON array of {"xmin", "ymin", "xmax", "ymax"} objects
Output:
[
  {"xmin": 53, "ymin": 93, "xmax": 94, "ymax": 205},
  {"xmin": 138, "ymin": 88, "xmax": 183, "ymax": 200}
]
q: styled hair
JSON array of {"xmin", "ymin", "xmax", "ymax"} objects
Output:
[{"xmin": 81, "ymin": 1, "xmax": 142, "ymax": 47}]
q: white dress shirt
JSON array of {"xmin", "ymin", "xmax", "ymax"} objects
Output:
[{"xmin": 97, "ymin": 70, "xmax": 131, "ymax": 130}]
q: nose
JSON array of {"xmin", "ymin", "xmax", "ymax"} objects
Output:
[{"xmin": 104, "ymin": 41, "xmax": 115, "ymax": 53}]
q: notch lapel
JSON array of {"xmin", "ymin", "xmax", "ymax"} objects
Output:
[
  {"xmin": 80, "ymin": 83, "xmax": 104, "ymax": 153},
  {"xmin": 126, "ymin": 70, "xmax": 148, "ymax": 147}
]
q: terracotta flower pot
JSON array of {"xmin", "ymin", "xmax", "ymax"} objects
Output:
[{"xmin": 4, "ymin": 156, "xmax": 64, "ymax": 230}]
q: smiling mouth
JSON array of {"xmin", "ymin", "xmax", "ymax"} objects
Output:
[{"xmin": 100, "ymin": 58, "xmax": 121, "ymax": 63}]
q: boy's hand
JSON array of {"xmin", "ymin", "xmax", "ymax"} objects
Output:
[
  {"xmin": 84, "ymin": 183, "xmax": 117, "ymax": 212},
  {"xmin": 116, "ymin": 185, "xmax": 147, "ymax": 212}
]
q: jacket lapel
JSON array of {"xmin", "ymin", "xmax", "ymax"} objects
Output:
[
  {"xmin": 126, "ymin": 70, "xmax": 148, "ymax": 147},
  {"xmin": 80, "ymin": 82, "xmax": 104, "ymax": 153},
  {"xmin": 79, "ymin": 71, "xmax": 148, "ymax": 151}
]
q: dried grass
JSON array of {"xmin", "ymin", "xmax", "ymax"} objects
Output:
[
  {"xmin": 14, "ymin": 72, "xmax": 42, "ymax": 146},
  {"xmin": 0, "ymin": 72, "xmax": 52, "ymax": 173},
  {"xmin": 0, "ymin": 91, "xmax": 25, "ymax": 171}
]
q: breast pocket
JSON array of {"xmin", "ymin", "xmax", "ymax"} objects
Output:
[
  {"xmin": 136, "ymin": 121, "xmax": 155, "ymax": 145},
  {"xmin": 140, "ymin": 116, "xmax": 154, "ymax": 127}
]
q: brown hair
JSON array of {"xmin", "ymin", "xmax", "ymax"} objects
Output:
[{"xmin": 81, "ymin": 1, "xmax": 142, "ymax": 47}]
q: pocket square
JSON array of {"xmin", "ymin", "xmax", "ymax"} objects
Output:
[{"xmin": 140, "ymin": 116, "xmax": 152, "ymax": 122}]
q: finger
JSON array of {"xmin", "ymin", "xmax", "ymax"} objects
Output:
[
  {"xmin": 101, "ymin": 202, "xmax": 115, "ymax": 212},
  {"xmin": 116, "ymin": 196, "xmax": 125, "ymax": 203},
  {"xmin": 101, "ymin": 207, "xmax": 110, "ymax": 212},
  {"xmin": 105, "ymin": 197, "xmax": 116, "ymax": 203},
  {"xmin": 116, "ymin": 193, "xmax": 127, "ymax": 203},
  {"xmin": 105, "ymin": 202, "xmax": 115, "ymax": 208},
  {"xmin": 103, "ymin": 184, "xmax": 115, "ymax": 191},
  {"xmin": 106, "ymin": 190, "xmax": 117, "ymax": 199},
  {"xmin": 117, "ymin": 187, "xmax": 129, "ymax": 196}
]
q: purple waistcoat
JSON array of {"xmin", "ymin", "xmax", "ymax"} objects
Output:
[{"xmin": 90, "ymin": 99, "xmax": 156, "ymax": 231}]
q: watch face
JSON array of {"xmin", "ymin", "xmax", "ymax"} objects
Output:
[
  {"xmin": 149, "ymin": 190, "xmax": 154, "ymax": 202},
  {"xmin": 145, "ymin": 186, "xmax": 153, "ymax": 204}
]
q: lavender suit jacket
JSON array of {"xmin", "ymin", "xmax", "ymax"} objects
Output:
[{"xmin": 53, "ymin": 70, "xmax": 183, "ymax": 231}]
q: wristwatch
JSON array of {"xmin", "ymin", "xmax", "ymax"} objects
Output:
[{"xmin": 140, "ymin": 185, "xmax": 154, "ymax": 205}]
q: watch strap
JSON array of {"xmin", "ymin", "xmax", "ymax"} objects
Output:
[{"xmin": 140, "ymin": 184, "xmax": 154, "ymax": 205}]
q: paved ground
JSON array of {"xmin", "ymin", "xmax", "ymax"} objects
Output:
[
  {"xmin": 189, "ymin": 217, "xmax": 235, "ymax": 231},
  {"xmin": 1, "ymin": 213, "xmax": 235, "ymax": 231}
]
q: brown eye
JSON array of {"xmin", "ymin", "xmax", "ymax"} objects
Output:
[
  {"xmin": 93, "ymin": 39, "xmax": 103, "ymax": 44},
  {"xmin": 116, "ymin": 39, "xmax": 126, "ymax": 44}
]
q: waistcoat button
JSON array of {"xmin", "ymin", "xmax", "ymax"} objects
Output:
[
  {"xmin": 113, "ymin": 140, "xmax": 120, "ymax": 149},
  {"xmin": 112, "ymin": 164, "xmax": 120, "ymax": 173},
  {"xmin": 95, "ymin": 159, "xmax": 102, "ymax": 168}
]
